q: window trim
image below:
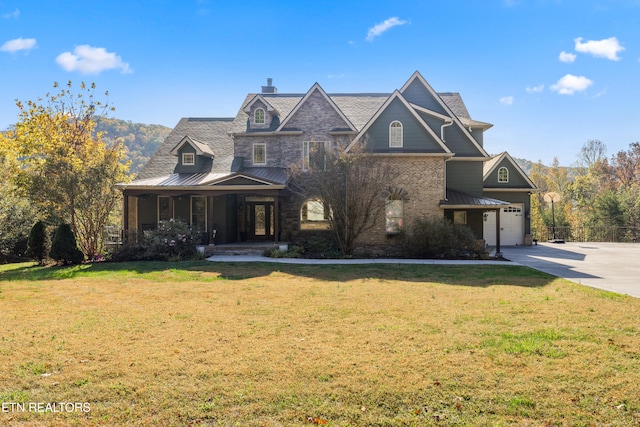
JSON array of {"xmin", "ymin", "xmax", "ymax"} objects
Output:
[
  {"xmin": 254, "ymin": 108, "xmax": 265, "ymax": 125},
  {"xmin": 498, "ymin": 166, "xmax": 509, "ymax": 183},
  {"xmin": 182, "ymin": 152, "xmax": 195, "ymax": 166},
  {"xmin": 190, "ymin": 195, "xmax": 207, "ymax": 232},
  {"xmin": 158, "ymin": 196, "xmax": 172, "ymax": 223},
  {"xmin": 253, "ymin": 143, "xmax": 266, "ymax": 165},
  {"xmin": 385, "ymin": 197, "xmax": 403, "ymax": 234},
  {"xmin": 453, "ymin": 211, "xmax": 467, "ymax": 225},
  {"xmin": 300, "ymin": 199, "xmax": 331, "ymax": 230},
  {"xmin": 389, "ymin": 121, "xmax": 403, "ymax": 148}
]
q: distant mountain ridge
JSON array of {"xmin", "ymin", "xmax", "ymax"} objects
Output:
[{"xmin": 96, "ymin": 118, "xmax": 172, "ymax": 175}]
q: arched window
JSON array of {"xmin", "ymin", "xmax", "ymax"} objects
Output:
[
  {"xmin": 300, "ymin": 199, "xmax": 331, "ymax": 230},
  {"xmin": 389, "ymin": 121, "xmax": 403, "ymax": 148},
  {"xmin": 385, "ymin": 196, "xmax": 403, "ymax": 234},
  {"xmin": 498, "ymin": 167, "xmax": 509, "ymax": 183},
  {"xmin": 254, "ymin": 108, "xmax": 265, "ymax": 124}
]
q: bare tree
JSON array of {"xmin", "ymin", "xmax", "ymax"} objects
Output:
[{"xmin": 291, "ymin": 139, "xmax": 401, "ymax": 256}]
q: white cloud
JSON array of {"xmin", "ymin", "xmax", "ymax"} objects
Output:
[
  {"xmin": 366, "ymin": 17, "xmax": 408, "ymax": 42},
  {"xmin": 499, "ymin": 96, "xmax": 514, "ymax": 106},
  {"xmin": 2, "ymin": 9, "xmax": 19, "ymax": 19},
  {"xmin": 1, "ymin": 37, "xmax": 36, "ymax": 53},
  {"xmin": 574, "ymin": 37, "xmax": 624, "ymax": 61},
  {"xmin": 559, "ymin": 51, "xmax": 576, "ymax": 63},
  {"xmin": 526, "ymin": 84, "xmax": 544, "ymax": 93},
  {"xmin": 56, "ymin": 45, "xmax": 132, "ymax": 75},
  {"xmin": 550, "ymin": 74, "xmax": 593, "ymax": 95}
]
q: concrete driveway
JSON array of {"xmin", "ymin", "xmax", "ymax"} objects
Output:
[{"xmin": 501, "ymin": 242, "xmax": 640, "ymax": 297}]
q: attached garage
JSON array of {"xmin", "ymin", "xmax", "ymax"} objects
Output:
[{"xmin": 483, "ymin": 204, "xmax": 525, "ymax": 246}]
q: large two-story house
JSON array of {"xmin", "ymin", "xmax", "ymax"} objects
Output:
[{"xmin": 119, "ymin": 71, "xmax": 536, "ymax": 253}]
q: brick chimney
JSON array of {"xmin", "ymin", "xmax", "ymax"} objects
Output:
[{"xmin": 261, "ymin": 78, "xmax": 277, "ymax": 94}]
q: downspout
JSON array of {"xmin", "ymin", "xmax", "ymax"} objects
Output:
[
  {"xmin": 441, "ymin": 119, "xmax": 454, "ymax": 202},
  {"xmin": 440, "ymin": 119, "xmax": 453, "ymax": 142}
]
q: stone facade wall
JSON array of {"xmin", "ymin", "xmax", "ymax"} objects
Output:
[{"xmin": 235, "ymin": 90, "xmax": 352, "ymax": 169}]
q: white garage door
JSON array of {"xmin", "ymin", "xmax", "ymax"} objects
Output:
[{"xmin": 483, "ymin": 204, "xmax": 524, "ymax": 246}]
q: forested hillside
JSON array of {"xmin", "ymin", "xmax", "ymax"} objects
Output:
[{"xmin": 95, "ymin": 118, "xmax": 171, "ymax": 175}]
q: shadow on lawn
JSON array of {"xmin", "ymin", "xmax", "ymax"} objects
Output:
[{"xmin": 0, "ymin": 260, "xmax": 558, "ymax": 289}]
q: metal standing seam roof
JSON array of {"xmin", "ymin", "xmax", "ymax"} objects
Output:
[{"xmin": 441, "ymin": 189, "xmax": 510, "ymax": 208}]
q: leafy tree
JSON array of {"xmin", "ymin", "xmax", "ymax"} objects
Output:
[
  {"xmin": 49, "ymin": 223, "xmax": 84, "ymax": 265},
  {"xmin": 291, "ymin": 140, "xmax": 400, "ymax": 257},
  {"xmin": 25, "ymin": 221, "xmax": 49, "ymax": 265},
  {"xmin": 1, "ymin": 81, "xmax": 131, "ymax": 259},
  {"xmin": 0, "ymin": 151, "xmax": 37, "ymax": 262}
]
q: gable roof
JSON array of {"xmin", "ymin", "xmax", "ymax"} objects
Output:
[
  {"xmin": 242, "ymin": 94, "xmax": 279, "ymax": 114},
  {"xmin": 483, "ymin": 151, "xmax": 537, "ymax": 189},
  {"xmin": 400, "ymin": 71, "xmax": 489, "ymax": 157},
  {"xmin": 345, "ymin": 90, "xmax": 452, "ymax": 154},
  {"xmin": 276, "ymin": 83, "xmax": 357, "ymax": 132},
  {"xmin": 169, "ymin": 135, "xmax": 215, "ymax": 157}
]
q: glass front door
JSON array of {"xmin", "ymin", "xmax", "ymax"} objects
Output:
[{"xmin": 248, "ymin": 202, "xmax": 274, "ymax": 240}]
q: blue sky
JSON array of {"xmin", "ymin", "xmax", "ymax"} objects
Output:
[{"xmin": 1, "ymin": 0, "xmax": 639, "ymax": 165}]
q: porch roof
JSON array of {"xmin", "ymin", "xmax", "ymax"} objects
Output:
[{"xmin": 440, "ymin": 189, "xmax": 510, "ymax": 209}]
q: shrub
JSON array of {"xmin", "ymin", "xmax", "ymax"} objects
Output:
[
  {"xmin": 111, "ymin": 220, "xmax": 198, "ymax": 262},
  {"xmin": 399, "ymin": 216, "xmax": 485, "ymax": 259},
  {"xmin": 25, "ymin": 221, "xmax": 49, "ymax": 265},
  {"xmin": 298, "ymin": 233, "xmax": 342, "ymax": 258},
  {"xmin": 49, "ymin": 223, "xmax": 84, "ymax": 265},
  {"xmin": 264, "ymin": 245, "xmax": 304, "ymax": 258}
]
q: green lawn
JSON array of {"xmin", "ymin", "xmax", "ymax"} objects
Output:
[{"xmin": 1, "ymin": 261, "xmax": 639, "ymax": 426}]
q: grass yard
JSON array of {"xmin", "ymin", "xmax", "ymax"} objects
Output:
[{"xmin": 0, "ymin": 261, "xmax": 639, "ymax": 426}]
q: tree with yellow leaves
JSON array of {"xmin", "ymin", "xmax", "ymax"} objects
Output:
[{"xmin": 1, "ymin": 81, "xmax": 131, "ymax": 259}]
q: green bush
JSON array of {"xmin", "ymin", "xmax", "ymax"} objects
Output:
[
  {"xmin": 264, "ymin": 245, "xmax": 304, "ymax": 258},
  {"xmin": 111, "ymin": 220, "xmax": 198, "ymax": 262},
  {"xmin": 298, "ymin": 233, "xmax": 342, "ymax": 258},
  {"xmin": 399, "ymin": 216, "xmax": 485, "ymax": 259},
  {"xmin": 49, "ymin": 223, "xmax": 84, "ymax": 265},
  {"xmin": 25, "ymin": 221, "xmax": 49, "ymax": 265}
]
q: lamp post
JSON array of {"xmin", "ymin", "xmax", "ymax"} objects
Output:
[{"xmin": 543, "ymin": 192, "xmax": 562, "ymax": 243}]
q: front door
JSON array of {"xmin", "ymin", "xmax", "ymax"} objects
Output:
[{"xmin": 247, "ymin": 202, "xmax": 275, "ymax": 241}]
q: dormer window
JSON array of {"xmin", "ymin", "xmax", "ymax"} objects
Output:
[
  {"xmin": 254, "ymin": 108, "xmax": 265, "ymax": 124},
  {"xmin": 389, "ymin": 121, "xmax": 403, "ymax": 148},
  {"xmin": 182, "ymin": 153, "xmax": 195, "ymax": 166},
  {"xmin": 498, "ymin": 167, "xmax": 509, "ymax": 183}
]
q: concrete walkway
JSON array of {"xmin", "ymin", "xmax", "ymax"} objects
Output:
[{"xmin": 207, "ymin": 242, "xmax": 640, "ymax": 298}]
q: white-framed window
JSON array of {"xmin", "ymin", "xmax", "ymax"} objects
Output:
[
  {"xmin": 191, "ymin": 196, "xmax": 207, "ymax": 232},
  {"xmin": 385, "ymin": 197, "xmax": 403, "ymax": 234},
  {"xmin": 389, "ymin": 121, "xmax": 403, "ymax": 148},
  {"xmin": 300, "ymin": 199, "xmax": 331, "ymax": 230},
  {"xmin": 254, "ymin": 108, "xmax": 265, "ymax": 125},
  {"xmin": 498, "ymin": 167, "xmax": 509, "ymax": 183},
  {"xmin": 182, "ymin": 152, "xmax": 195, "ymax": 166},
  {"xmin": 453, "ymin": 211, "xmax": 467, "ymax": 225},
  {"xmin": 253, "ymin": 143, "xmax": 266, "ymax": 165},
  {"xmin": 158, "ymin": 196, "xmax": 171, "ymax": 222}
]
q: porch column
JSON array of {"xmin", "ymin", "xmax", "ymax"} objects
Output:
[
  {"xmin": 274, "ymin": 195, "xmax": 280, "ymax": 244},
  {"xmin": 495, "ymin": 207, "xmax": 501, "ymax": 256},
  {"xmin": 168, "ymin": 196, "xmax": 175, "ymax": 220},
  {"xmin": 123, "ymin": 194, "xmax": 129, "ymax": 242}
]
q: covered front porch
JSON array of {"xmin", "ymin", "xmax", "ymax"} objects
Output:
[
  {"xmin": 122, "ymin": 190, "xmax": 287, "ymax": 245},
  {"xmin": 119, "ymin": 167, "xmax": 292, "ymax": 245}
]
